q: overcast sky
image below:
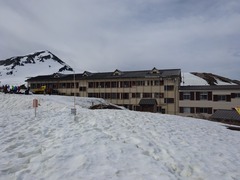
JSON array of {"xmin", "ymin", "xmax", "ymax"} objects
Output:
[{"xmin": 0, "ymin": 0, "xmax": 239, "ymax": 79}]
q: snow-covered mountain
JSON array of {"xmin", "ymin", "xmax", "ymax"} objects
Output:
[{"xmin": 0, "ymin": 51, "xmax": 73, "ymax": 86}]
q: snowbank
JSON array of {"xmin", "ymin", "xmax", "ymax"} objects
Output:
[{"xmin": 0, "ymin": 93, "xmax": 240, "ymax": 179}]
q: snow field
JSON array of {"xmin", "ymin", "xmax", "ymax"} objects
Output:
[{"xmin": 0, "ymin": 93, "xmax": 240, "ymax": 180}]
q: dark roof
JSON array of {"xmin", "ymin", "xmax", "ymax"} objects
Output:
[
  {"xmin": 26, "ymin": 68, "xmax": 181, "ymax": 82},
  {"xmin": 180, "ymin": 85, "xmax": 240, "ymax": 91},
  {"xmin": 233, "ymin": 80, "xmax": 240, "ymax": 85},
  {"xmin": 82, "ymin": 69, "xmax": 181, "ymax": 80},
  {"xmin": 25, "ymin": 73, "xmax": 84, "ymax": 82},
  {"xmin": 139, "ymin": 99, "xmax": 158, "ymax": 105},
  {"xmin": 211, "ymin": 109, "xmax": 240, "ymax": 121}
]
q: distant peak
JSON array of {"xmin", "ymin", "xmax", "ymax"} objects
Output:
[{"xmin": 0, "ymin": 50, "xmax": 73, "ymax": 82}]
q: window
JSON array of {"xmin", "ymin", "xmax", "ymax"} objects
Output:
[
  {"xmin": 157, "ymin": 106, "xmax": 162, "ymax": 112},
  {"xmin": 180, "ymin": 92, "xmax": 195, "ymax": 100},
  {"xmin": 79, "ymin": 87, "xmax": 86, "ymax": 91},
  {"xmin": 196, "ymin": 107, "xmax": 212, "ymax": 114},
  {"xmin": 100, "ymin": 93, "xmax": 105, "ymax": 98},
  {"xmin": 143, "ymin": 93, "xmax": 152, "ymax": 98},
  {"xmin": 154, "ymin": 80, "xmax": 164, "ymax": 86},
  {"xmin": 96, "ymin": 82, "xmax": 100, "ymax": 88},
  {"xmin": 105, "ymin": 82, "xmax": 111, "ymax": 88},
  {"xmin": 147, "ymin": 81, "xmax": 153, "ymax": 86},
  {"xmin": 132, "ymin": 93, "xmax": 141, "ymax": 98},
  {"xmin": 199, "ymin": 108, "xmax": 208, "ymax": 113},
  {"xmin": 200, "ymin": 92, "xmax": 208, "ymax": 100},
  {"xmin": 53, "ymin": 83, "xmax": 58, "ymax": 89},
  {"xmin": 183, "ymin": 107, "xmax": 191, "ymax": 113},
  {"xmin": 231, "ymin": 93, "xmax": 240, "ymax": 98},
  {"xmin": 214, "ymin": 95, "xmax": 231, "ymax": 102},
  {"xmin": 196, "ymin": 92, "xmax": 212, "ymax": 101},
  {"xmin": 100, "ymin": 82, "xmax": 105, "ymax": 88},
  {"xmin": 88, "ymin": 93, "xmax": 100, "ymax": 98},
  {"xmin": 75, "ymin": 83, "xmax": 79, "ymax": 88},
  {"xmin": 111, "ymin": 93, "xmax": 120, "ymax": 99},
  {"xmin": 66, "ymin": 83, "xmax": 71, "ymax": 88},
  {"xmin": 31, "ymin": 84, "xmax": 37, "ymax": 89},
  {"xmin": 153, "ymin": 80, "xmax": 159, "ymax": 86},
  {"xmin": 183, "ymin": 92, "xmax": 191, "ymax": 100},
  {"xmin": 154, "ymin": 93, "xmax": 164, "ymax": 98},
  {"xmin": 218, "ymin": 95, "xmax": 226, "ymax": 101},
  {"xmin": 164, "ymin": 85, "xmax": 174, "ymax": 91},
  {"xmin": 105, "ymin": 93, "xmax": 111, "ymax": 99},
  {"xmin": 180, "ymin": 107, "xmax": 195, "ymax": 113},
  {"xmin": 136, "ymin": 81, "xmax": 145, "ymax": 86},
  {"xmin": 60, "ymin": 83, "xmax": 66, "ymax": 88},
  {"xmin": 122, "ymin": 93, "xmax": 129, "ymax": 99},
  {"xmin": 111, "ymin": 82, "xmax": 118, "ymax": 88},
  {"xmin": 121, "ymin": 81, "xmax": 130, "ymax": 88},
  {"xmin": 164, "ymin": 98, "xmax": 174, "ymax": 103},
  {"xmin": 88, "ymin": 82, "xmax": 94, "ymax": 88},
  {"xmin": 131, "ymin": 81, "xmax": 136, "ymax": 86}
]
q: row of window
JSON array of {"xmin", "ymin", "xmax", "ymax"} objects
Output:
[
  {"xmin": 31, "ymin": 83, "xmax": 79, "ymax": 89},
  {"xmin": 88, "ymin": 80, "xmax": 166, "ymax": 88},
  {"xmin": 179, "ymin": 107, "xmax": 212, "ymax": 114},
  {"xmin": 180, "ymin": 92, "xmax": 212, "ymax": 100},
  {"xmin": 88, "ymin": 93, "xmax": 174, "ymax": 103},
  {"xmin": 88, "ymin": 93, "xmax": 165, "ymax": 99},
  {"xmin": 30, "ymin": 82, "xmax": 174, "ymax": 91},
  {"xmin": 180, "ymin": 92, "xmax": 240, "ymax": 102}
]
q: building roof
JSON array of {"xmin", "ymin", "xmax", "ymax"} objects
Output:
[
  {"xmin": 139, "ymin": 99, "xmax": 158, "ymax": 105},
  {"xmin": 26, "ymin": 68, "xmax": 181, "ymax": 82},
  {"xmin": 211, "ymin": 109, "xmax": 240, "ymax": 121},
  {"xmin": 25, "ymin": 73, "xmax": 84, "ymax": 82},
  {"xmin": 78, "ymin": 68, "xmax": 181, "ymax": 80},
  {"xmin": 179, "ymin": 85, "xmax": 240, "ymax": 91},
  {"xmin": 181, "ymin": 72, "xmax": 239, "ymax": 86}
]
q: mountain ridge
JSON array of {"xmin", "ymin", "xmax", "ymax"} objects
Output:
[
  {"xmin": 0, "ymin": 50, "xmax": 74, "ymax": 85},
  {"xmin": 0, "ymin": 50, "xmax": 73, "ymax": 72}
]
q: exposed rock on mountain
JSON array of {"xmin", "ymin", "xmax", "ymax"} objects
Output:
[
  {"xmin": 0, "ymin": 50, "xmax": 73, "ymax": 72},
  {"xmin": 0, "ymin": 50, "xmax": 73, "ymax": 85}
]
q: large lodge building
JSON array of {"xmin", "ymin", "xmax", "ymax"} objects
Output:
[
  {"xmin": 26, "ymin": 68, "xmax": 181, "ymax": 114},
  {"xmin": 26, "ymin": 68, "xmax": 240, "ymax": 117}
]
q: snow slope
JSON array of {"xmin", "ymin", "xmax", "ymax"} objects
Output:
[
  {"xmin": 181, "ymin": 72, "xmax": 237, "ymax": 86},
  {"xmin": 181, "ymin": 72, "xmax": 208, "ymax": 86},
  {"xmin": 0, "ymin": 94, "xmax": 240, "ymax": 179}
]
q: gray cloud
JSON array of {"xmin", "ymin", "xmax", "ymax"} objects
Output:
[{"xmin": 0, "ymin": 0, "xmax": 239, "ymax": 79}]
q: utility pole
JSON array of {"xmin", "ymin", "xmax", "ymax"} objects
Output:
[
  {"xmin": 74, "ymin": 71, "xmax": 76, "ymax": 109},
  {"xmin": 71, "ymin": 71, "xmax": 77, "ymax": 115}
]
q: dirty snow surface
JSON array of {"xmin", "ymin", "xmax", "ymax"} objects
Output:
[{"xmin": 0, "ymin": 94, "xmax": 240, "ymax": 180}]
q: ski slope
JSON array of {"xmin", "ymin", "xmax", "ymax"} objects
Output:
[{"xmin": 0, "ymin": 94, "xmax": 239, "ymax": 179}]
